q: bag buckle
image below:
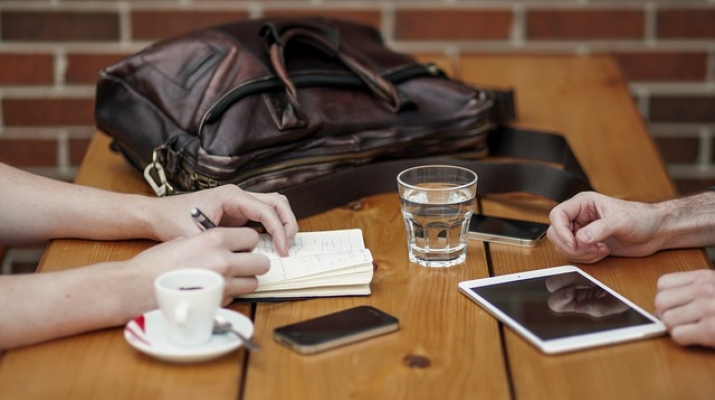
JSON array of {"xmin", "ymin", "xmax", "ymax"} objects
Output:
[{"xmin": 143, "ymin": 150, "xmax": 174, "ymax": 197}]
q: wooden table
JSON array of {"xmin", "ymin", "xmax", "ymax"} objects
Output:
[{"xmin": 1, "ymin": 55, "xmax": 714, "ymax": 400}]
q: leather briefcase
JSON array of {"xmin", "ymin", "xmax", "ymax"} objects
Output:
[{"xmin": 95, "ymin": 17, "xmax": 590, "ymax": 218}]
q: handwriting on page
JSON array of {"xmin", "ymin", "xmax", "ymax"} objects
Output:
[
  {"xmin": 254, "ymin": 229, "xmax": 365, "ymax": 257},
  {"xmin": 258, "ymin": 249, "xmax": 373, "ymax": 284}
]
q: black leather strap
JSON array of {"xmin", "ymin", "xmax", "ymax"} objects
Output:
[{"xmin": 281, "ymin": 127, "xmax": 592, "ymax": 219}]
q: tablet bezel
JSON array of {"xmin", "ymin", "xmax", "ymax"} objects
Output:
[{"xmin": 457, "ymin": 265, "xmax": 667, "ymax": 354}]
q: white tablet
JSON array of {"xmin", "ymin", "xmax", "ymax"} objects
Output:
[{"xmin": 458, "ymin": 265, "xmax": 667, "ymax": 354}]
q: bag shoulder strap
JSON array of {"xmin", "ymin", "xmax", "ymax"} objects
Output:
[{"xmin": 281, "ymin": 127, "xmax": 592, "ymax": 219}]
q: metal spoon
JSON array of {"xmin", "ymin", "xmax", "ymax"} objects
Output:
[{"xmin": 213, "ymin": 315, "xmax": 260, "ymax": 352}]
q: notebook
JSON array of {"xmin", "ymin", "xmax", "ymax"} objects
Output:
[{"xmin": 237, "ymin": 229, "xmax": 373, "ymax": 299}]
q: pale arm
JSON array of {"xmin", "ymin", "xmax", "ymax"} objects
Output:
[
  {"xmin": 0, "ymin": 162, "xmax": 157, "ymax": 245},
  {"xmin": 0, "ymin": 228, "xmax": 269, "ymax": 350},
  {"xmin": 548, "ymin": 191, "xmax": 715, "ymax": 263},
  {"xmin": 0, "ymin": 162, "xmax": 297, "ymax": 254},
  {"xmin": 0, "ymin": 162, "xmax": 299, "ymax": 350},
  {"xmin": 656, "ymin": 191, "xmax": 715, "ymax": 251}
]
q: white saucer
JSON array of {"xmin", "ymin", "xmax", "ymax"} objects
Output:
[{"xmin": 124, "ymin": 308, "xmax": 254, "ymax": 363}]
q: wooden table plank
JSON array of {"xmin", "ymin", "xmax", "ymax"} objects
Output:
[
  {"xmin": 461, "ymin": 54, "xmax": 676, "ymax": 202},
  {"xmin": 243, "ymin": 195, "xmax": 511, "ymax": 400},
  {"xmin": 460, "ymin": 54, "xmax": 715, "ymax": 400}
]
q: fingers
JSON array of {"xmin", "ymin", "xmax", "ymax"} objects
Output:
[
  {"xmin": 183, "ymin": 185, "xmax": 298, "ymax": 257},
  {"xmin": 196, "ymin": 231, "xmax": 271, "ymax": 298},
  {"xmin": 220, "ymin": 251, "xmax": 271, "ymax": 301},
  {"xmin": 218, "ymin": 188, "xmax": 296, "ymax": 257},
  {"xmin": 669, "ymin": 318, "xmax": 715, "ymax": 348},
  {"xmin": 547, "ymin": 192, "xmax": 612, "ymax": 263},
  {"xmin": 657, "ymin": 269, "xmax": 706, "ymax": 291},
  {"xmin": 655, "ymin": 270, "xmax": 715, "ymax": 317},
  {"xmin": 128, "ymin": 228, "xmax": 273, "ymax": 309},
  {"xmin": 169, "ymin": 229, "xmax": 268, "ymax": 277},
  {"xmin": 655, "ymin": 270, "xmax": 715, "ymax": 348},
  {"xmin": 222, "ymin": 251, "xmax": 270, "ymax": 277},
  {"xmin": 547, "ymin": 203, "xmax": 580, "ymax": 251},
  {"xmin": 199, "ymin": 226, "xmax": 260, "ymax": 253},
  {"xmin": 547, "ymin": 225, "xmax": 611, "ymax": 264},
  {"xmin": 656, "ymin": 271, "xmax": 715, "ymax": 311},
  {"xmin": 246, "ymin": 191, "xmax": 298, "ymax": 256}
]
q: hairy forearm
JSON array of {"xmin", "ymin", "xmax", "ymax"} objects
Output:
[
  {"xmin": 0, "ymin": 164, "xmax": 157, "ymax": 245},
  {"xmin": 0, "ymin": 261, "xmax": 155, "ymax": 350},
  {"xmin": 657, "ymin": 191, "xmax": 715, "ymax": 250}
]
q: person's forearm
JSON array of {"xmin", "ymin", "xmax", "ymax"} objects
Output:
[
  {"xmin": 0, "ymin": 164, "xmax": 157, "ymax": 245},
  {"xmin": 657, "ymin": 191, "xmax": 715, "ymax": 250},
  {"xmin": 0, "ymin": 262, "xmax": 155, "ymax": 350}
]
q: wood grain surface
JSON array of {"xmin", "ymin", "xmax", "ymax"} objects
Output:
[{"xmin": 1, "ymin": 55, "xmax": 713, "ymax": 400}]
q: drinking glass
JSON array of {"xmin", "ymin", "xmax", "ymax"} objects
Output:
[{"xmin": 397, "ymin": 165, "xmax": 477, "ymax": 268}]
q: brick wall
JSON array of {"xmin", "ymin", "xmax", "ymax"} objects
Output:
[{"xmin": 0, "ymin": 0, "xmax": 713, "ymax": 189}]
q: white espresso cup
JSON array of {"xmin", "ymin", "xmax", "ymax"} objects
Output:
[{"xmin": 154, "ymin": 269, "xmax": 225, "ymax": 347}]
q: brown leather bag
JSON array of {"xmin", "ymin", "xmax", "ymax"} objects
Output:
[{"xmin": 95, "ymin": 17, "xmax": 590, "ymax": 217}]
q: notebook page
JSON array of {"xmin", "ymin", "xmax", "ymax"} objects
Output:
[{"xmin": 254, "ymin": 229, "xmax": 365, "ymax": 257}]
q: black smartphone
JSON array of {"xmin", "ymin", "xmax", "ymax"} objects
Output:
[
  {"xmin": 468, "ymin": 214, "xmax": 549, "ymax": 247},
  {"xmin": 273, "ymin": 305, "xmax": 400, "ymax": 355}
]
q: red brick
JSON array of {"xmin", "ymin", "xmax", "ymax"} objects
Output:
[
  {"xmin": 395, "ymin": 10, "xmax": 512, "ymax": 40},
  {"xmin": 650, "ymin": 96, "xmax": 715, "ymax": 123},
  {"xmin": 3, "ymin": 99, "xmax": 96, "ymax": 126},
  {"xmin": 658, "ymin": 9, "xmax": 715, "ymax": 39},
  {"xmin": 1, "ymin": 11, "xmax": 119, "ymax": 42},
  {"xmin": 653, "ymin": 137, "xmax": 699, "ymax": 163},
  {"xmin": 0, "ymin": 139, "xmax": 57, "ymax": 167},
  {"xmin": 263, "ymin": 10, "xmax": 381, "ymax": 29},
  {"xmin": 527, "ymin": 9, "xmax": 644, "ymax": 40},
  {"xmin": 66, "ymin": 53, "xmax": 133, "ymax": 84},
  {"xmin": 131, "ymin": 10, "xmax": 249, "ymax": 40},
  {"xmin": 606, "ymin": 52, "xmax": 707, "ymax": 82},
  {"xmin": 0, "ymin": 53, "xmax": 54, "ymax": 85},
  {"xmin": 69, "ymin": 137, "xmax": 92, "ymax": 165}
]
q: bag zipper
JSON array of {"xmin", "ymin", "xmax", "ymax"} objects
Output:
[{"xmin": 182, "ymin": 122, "xmax": 492, "ymax": 190}]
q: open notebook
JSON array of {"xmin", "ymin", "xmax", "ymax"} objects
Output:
[{"xmin": 237, "ymin": 229, "xmax": 373, "ymax": 299}]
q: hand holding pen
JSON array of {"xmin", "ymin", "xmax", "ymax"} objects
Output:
[
  {"xmin": 191, "ymin": 207, "xmax": 217, "ymax": 231},
  {"xmin": 190, "ymin": 193, "xmax": 297, "ymax": 257}
]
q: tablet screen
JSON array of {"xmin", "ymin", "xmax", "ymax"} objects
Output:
[
  {"xmin": 468, "ymin": 271, "xmax": 652, "ymax": 340},
  {"xmin": 458, "ymin": 266, "xmax": 666, "ymax": 353}
]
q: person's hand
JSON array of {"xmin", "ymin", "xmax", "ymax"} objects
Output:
[
  {"xmin": 147, "ymin": 185, "xmax": 298, "ymax": 256},
  {"xmin": 545, "ymin": 273, "xmax": 629, "ymax": 318},
  {"xmin": 655, "ymin": 269, "xmax": 715, "ymax": 348},
  {"xmin": 547, "ymin": 191, "xmax": 665, "ymax": 263},
  {"xmin": 125, "ymin": 227, "xmax": 270, "ymax": 306}
]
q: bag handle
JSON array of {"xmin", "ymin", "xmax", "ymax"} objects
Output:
[{"xmin": 261, "ymin": 21, "xmax": 407, "ymax": 116}]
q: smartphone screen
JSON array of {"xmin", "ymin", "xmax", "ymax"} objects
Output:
[
  {"xmin": 273, "ymin": 305, "xmax": 399, "ymax": 354},
  {"xmin": 468, "ymin": 214, "xmax": 549, "ymax": 247}
]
